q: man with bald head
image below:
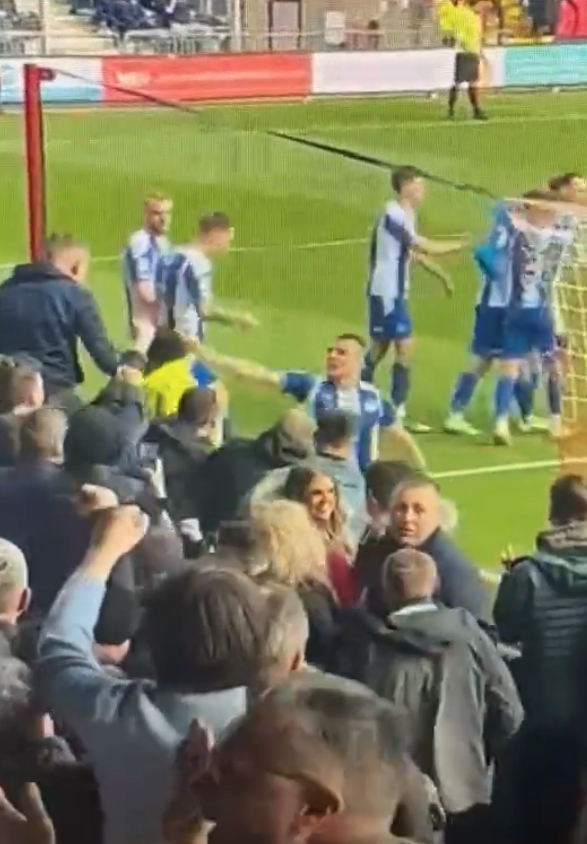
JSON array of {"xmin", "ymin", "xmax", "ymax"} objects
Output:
[
  {"xmin": 0, "ymin": 234, "xmax": 120, "ymax": 413},
  {"xmin": 331, "ymin": 548, "xmax": 523, "ymax": 844}
]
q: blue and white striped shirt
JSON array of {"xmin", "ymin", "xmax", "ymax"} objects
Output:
[
  {"xmin": 368, "ymin": 201, "xmax": 416, "ymax": 312},
  {"xmin": 280, "ymin": 372, "xmax": 394, "ymax": 472},
  {"xmin": 159, "ymin": 246, "xmax": 213, "ymax": 339},
  {"xmin": 122, "ymin": 229, "xmax": 170, "ymax": 319}
]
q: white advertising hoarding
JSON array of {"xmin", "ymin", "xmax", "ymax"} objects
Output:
[{"xmin": 311, "ymin": 48, "xmax": 504, "ymax": 95}]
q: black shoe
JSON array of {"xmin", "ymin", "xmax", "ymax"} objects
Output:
[{"xmin": 474, "ymin": 110, "xmax": 488, "ymax": 121}]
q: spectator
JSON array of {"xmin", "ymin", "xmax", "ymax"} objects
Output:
[
  {"xmin": 0, "ymin": 409, "xmax": 88, "ymax": 615},
  {"xmin": 355, "ymin": 473, "xmax": 486, "ymax": 619},
  {"xmin": 244, "ymin": 499, "xmax": 339, "ymax": 668},
  {"xmin": 0, "ymin": 235, "xmax": 120, "ymax": 413},
  {"xmin": 332, "ymin": 548, "xmax": 523, "ymax": 844},
  {"xmin": 0, "ymin": 358, "xmax": 45, "ymax": 467},
  {"xmin": 143, "ymin": 328, "xmax": 196, "ymax": 419},
  {"xmin": 494, "ymin": 473, "xmax": 587, "ymax": 725},
  {"xmin": 362, "ymin": 460, "xmax": 418, "ymax": 539},
  {"xmin": 36, "ymin": 505, "xmax": 268, "ymax": 844},
  {"xmin": 145, "ymin": 385, "xmax": 217, "ymax": 524},
  {"xmin": 197, "ymin": 672, "xmax": 433, "ymax": 844},
  {"xmin": 283, "ymin": 466, "xmax": 360, "ymax": 606},
  {"xmin": 92, "ymin": 352, "xmax": 148, "ymax": 447},
  {"xmin": 253, "ymin": 585, "xmax": 310, "ymax": 696},
  {"xmin": 19, "ymin": 407, "xmax": 67, "ymax": 465},
  {"xmin": 0, "ymin": 538, "xmax": 31, "ymax": 658},
  {"xmin": 201, "ymin": 409, "xmax": 315, "ymax": 534},
  {"xmin": 250, "ymin": 410, "xmax": 367, "ymax": 543}
]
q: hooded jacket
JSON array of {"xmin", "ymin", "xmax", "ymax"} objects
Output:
[
  {"xmin": 331, "ymin": 603, "xmax": 523, "ymax": 815},
  {"xmin": 0, "ymin": 262, "xmax": 119, "ymax": 390},
  {"xmin": 199, "ymin": 421, "xmax": 312, "ymax": 533},
  {"xmin": 494, "ymin": 521, "xmax": 587, "ymax": 724}
]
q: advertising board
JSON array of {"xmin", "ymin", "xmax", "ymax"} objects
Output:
[
  {"xmin": 101, "ymin": 52, "xmax": 311, "ymax": 103},
  {"xmin": 0, "ymin": 58, "xmax": 102, "ymax": 104}
]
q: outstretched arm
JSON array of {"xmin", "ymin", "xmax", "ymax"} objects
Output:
[
  {"xmin": 412, "ymin": 234, "xmax": 470, "ymax": 257},
  {"xmin": 189, "ymin": 342, "xmax": 282, "ymax": 389}
]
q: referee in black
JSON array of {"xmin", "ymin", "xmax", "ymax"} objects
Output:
[{"xmin": 447, "ymin": 0, "xmax": 487, "ymax": 121}]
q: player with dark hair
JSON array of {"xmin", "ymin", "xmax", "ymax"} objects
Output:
[
  {"xmin": 187, "ymin": 332, "xmax": 427, "ymax": 473},
  {"xmin": 362, "ymin": 166, "xmax": 468, "ymax": 433},
  {"xmin": 447, "ymin": 0, "xmax": 487, "ymax": 121}
]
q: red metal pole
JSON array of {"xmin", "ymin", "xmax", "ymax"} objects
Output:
[{"xmin": 23, "ymin": 64, "xmax": 54, "ymax": 262}]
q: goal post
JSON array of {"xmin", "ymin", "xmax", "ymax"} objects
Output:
[{"xmin": 22, "ymin": 63, "xmax": 54, "ymax": 261}]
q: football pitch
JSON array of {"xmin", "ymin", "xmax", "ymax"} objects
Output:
[{"xmin": 1, "ymin": 88, "xmax": 586, "ymax": 569}]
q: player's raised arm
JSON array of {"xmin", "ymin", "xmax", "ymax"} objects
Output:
[{"xmin": 412, "ymin": 233, "xmax": 470, "ymax": 257}]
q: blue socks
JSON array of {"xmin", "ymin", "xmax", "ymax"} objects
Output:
[
  {"xmin": 513, "ymin": 377, "xmax": 534, "ymax": 422},
  {"xmin": 450, "ymin": 372, "xmax": 478, "ymax": 413},
  {"xmin": 547, "ymin": 373, "xmax": 562, "ymax": 415},
  {"xmin": 392, "ymin": 362, "xmax": 410, "ymax": 408},
  {"xmin": 494, "ymin": 376, "xmax": 516, "ymax": 420}
]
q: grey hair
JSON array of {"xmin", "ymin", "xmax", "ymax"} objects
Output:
[
  {"xmin": 263, "ymin": 586, "xmax": 309, "ymax": 667},
  {"xmin": 19, "ymin": 407, "xmax": 68, "ymax": 462}
]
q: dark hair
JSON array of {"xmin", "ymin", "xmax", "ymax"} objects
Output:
[
  {"xmin": 335, "ymin": 333, "xmax": 367, "ymax": 348},
  {"xmin": 548, "ymin": 173, "xmax": 582, "ymax": 192},
  {"xmin": 391, "ymin": 166, "xmax": 421, "ymax": 195},
  {"xmin": 283, "ymin": 466, "xmax": 340, "ymax": 508},
  {"xmin": 146, "ymin": 329, "xmax": 187, "ymax": 374},
  {"xmin": 199, "ymin": 212, "xmax": 230, "ymax": 235},
  {"xmin": 523, "ymin": 189, "xmax": 551, "ymax": 201},
  {"xmin": 178, "ymin": 387, "xmax": 216, "ymax": 427},
  {"xmin": 315, "ymin": 411, "xmax": 354, "ymax": 450},
  {"xmin": 549, "ymin": 474, "xmax": 587, "ymax": 525},
  {"xmin": 144, "ymin": 567, "xmax": 267, "ymax": 691},
  {"xmin": 365, "ymin": 461, "xmax": 417, "ymax": 509}
]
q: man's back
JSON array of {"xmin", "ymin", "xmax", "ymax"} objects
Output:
[
  {"xmin": 333, "ymin": 603, "xmax": 522, "ymax": 815},
  {"xmin": 0, "ymin": 463, "xmax": 87, "ymax": 612},
  {"xmin": 0, "ymin": 262, "xmax": 118, "ymax": 391}
]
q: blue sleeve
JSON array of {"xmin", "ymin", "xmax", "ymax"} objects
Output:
[
  {"xmin": 474, "ymin": 244, "xmax": 502, "ymax": 280},
  {"xmin": 36, "ymin": 574, "xmax": 134, "ymax": 731},
  {"xmin": 384, "ymin": 215, "xmax": 414, "ymax": 249},
  {"xmin": 379, "ymin": 399, "xmax": 396, "ymax": 428},
  {"xmin": 279, "ymin": 371, "xmax": 316, "ymax": 402}
]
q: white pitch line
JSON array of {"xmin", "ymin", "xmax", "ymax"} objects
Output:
[{"xmin": 434, "ymin": 455, "xmax": 587, "ymax": 480}]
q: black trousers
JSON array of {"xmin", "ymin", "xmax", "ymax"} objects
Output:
[
  {"xmin": 45, "ymin": 386, "xmax": 84, "ymax": 417},
  {"xmin": 454, "ymin": 52, "xmax": 481, "ymax": 84}
]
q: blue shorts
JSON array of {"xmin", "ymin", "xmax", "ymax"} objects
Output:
[
  {"xmin": 502, "ymin": 308, "xmax": 555, "ymax": 360},
  {"xmin": 470, "ymin": 305, "xmax": 506, "ymax": 358},
  {"xmin": 368, "ymin": 296, "xmax": 412, "ymax": 342},
  {"xmin": 192, "ymin": 361, "xmax": 217, "ymax": 388}
]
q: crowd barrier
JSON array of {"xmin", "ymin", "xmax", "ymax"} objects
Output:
[{"xmin": 1, "ymin": 43, "xmax": 587, "ymax": 105}]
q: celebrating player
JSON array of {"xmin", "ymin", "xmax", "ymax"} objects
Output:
[
  {"xmin": 361, "ymin": 166, "xmax": 469, "ymax": 433},
  {"xmin": 161, "ymin": 212, "xmax": 259, "ymax": 444},
  {"xmin": 444, "ymin": 201, "xmax": 516, "ymax": 436},
  {"xmin": 187, "ymin": 332, "xmax": 426, "ymax": 473},
  {"xmin": 492, "ymin": 194, "xmax": 574, "ymax": 444},
  {"xmin": 123, "ymin": 193, "xmax": 173, "ymax": 353}
]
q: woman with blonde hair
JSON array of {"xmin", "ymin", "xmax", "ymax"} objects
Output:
[
  {"xmin": 246, "ymin": 499, "xmax": 338, "ymax": 667},
  {"xmin": 282, "ymin": 466, "xmax": 361, "ymax": 607}
]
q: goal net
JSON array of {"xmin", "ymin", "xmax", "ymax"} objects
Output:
[{"xmin": 554, "ymin": 221, "xmax": 587, "ymax": 475}]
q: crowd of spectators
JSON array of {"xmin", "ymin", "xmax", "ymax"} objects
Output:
[{"xmin": 3, "ymin": 238, "xmax": 587, "ymax": 844}]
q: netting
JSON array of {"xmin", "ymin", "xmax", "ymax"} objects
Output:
[{"xmin": 554, "ymin": 222, "xmax": 587, "ymax": 474}]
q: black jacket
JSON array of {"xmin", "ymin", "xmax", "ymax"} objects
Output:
[
  {"xmin": 200, "ymin": 423, "xmax": 311, "ymax": 533},
  {"xmin": 355, "ymin": 527, "xmax": 487, "ymax": 621},
  {"xmin": 331, "ymin": 604, "xmax": 523, "ymax": 815},
  {"xmin": 0, "ymin": 262, "xmax": 119, "ymax": 390},
  {"xmin": 494, "ymin": 521, "xmax": 587, "ymax": 724},
  {"xmin": 144, "ymin": 418, "xmax": 213, "ymax": 524}
]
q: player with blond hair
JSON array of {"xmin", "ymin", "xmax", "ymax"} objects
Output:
[{"xmin": 123, "ymin": 193, "xmax": 173, "ymax": 353}]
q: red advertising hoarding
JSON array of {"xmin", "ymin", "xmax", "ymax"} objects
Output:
[{"xmin": 101, "ymin": 53, "xmax": 311, "ymax": 103}]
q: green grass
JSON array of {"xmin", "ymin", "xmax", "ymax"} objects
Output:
[{"xmin": 1, "ymin": 90, "xmax": 586, "ymax": 568}]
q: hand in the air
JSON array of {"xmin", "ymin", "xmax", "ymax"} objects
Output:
[{"xmin": 0, "ymin": 784, "xmax": 56, "ymax": 844}]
